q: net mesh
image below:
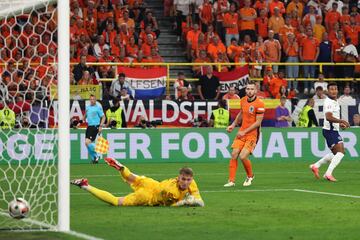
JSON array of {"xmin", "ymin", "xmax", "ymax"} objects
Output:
[{"xmin": 0, "ymin": 0, "xmax": 58, "ymax": 230}]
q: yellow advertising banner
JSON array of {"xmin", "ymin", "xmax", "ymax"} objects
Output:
[{"xmin": 51, "ymin": 85, "xmax": 101, "ymax": 100}]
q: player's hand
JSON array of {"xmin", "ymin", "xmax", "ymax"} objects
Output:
[
  {"xmin": 340, "ymin": 120, "xmax": 350, "ymax": 129},
  {"xmin": 226, "ymin": 125, "xmax": 234, "ymax": 133},
  {"xmin": 98, "ymin": 126, "xmax": 103, "ymax": 134},
  {"xmin": 236, "ymin": 131, "xmax": 246, "ymax": 138}
]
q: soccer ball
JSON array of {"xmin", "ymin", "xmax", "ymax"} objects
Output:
[{"xmin": 8, "ymin": 198, "xmax": 30, "ymax": 219}]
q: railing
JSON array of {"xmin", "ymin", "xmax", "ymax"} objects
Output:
[
  {"xmin": 1, "ymin": 62, "xmax": 360, "ymax": 95},
  {"xmin": 83, "ymin": 62, "xmax": 360, "ymax": 94}
]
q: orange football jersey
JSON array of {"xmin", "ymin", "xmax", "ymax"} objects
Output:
[{"xmin": 239, "ymin": 96, "xmax": 265, "ymax": 138}]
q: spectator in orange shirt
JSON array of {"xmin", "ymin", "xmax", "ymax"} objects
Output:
[
  {"xmin": 187, "ymin": 23, "xmax": 202, "ymax": 60},
  {"xmin": 117, "ymin": 10, "xmax": 135, "ymax": 30},
  {"xmin": 205, "ymin": 25, "xmax": 220, "ymax": 44},
  {"xmin": 227, "ymin": 38, "xmax": 243, "ymax": 61},
  {"xmin": 223, "ymin": 3, "xmax": 239, "ymax": 47},
  {"xmin": 286, "ymin": 0, "xmax": 303, "ymax": 18},
  {"xmin": 215, "ymin": 52, "xmax": 230, "ymax": 72},
  {"xmin": 302, "ymin": 5, "xmax": 320, "ymax": 28},
  {"xmin": 142, "ymin": 34, "xmax": 158, "ymax": 57},
  {"xmin": 253, "ymin": 0, "xmax": 267, "ymax": 14},
  {"xmin": 140, "ymin": 11, "xmax": 160, "ymax": 38},
  {"xmin": 269, "ymin": 71, "xmax": 287, "ymax": 98},
  {"xmin": 340, "ymin": 6, "xmax": 351, "ymax": 27},
  {"xmin": 255, "ymin": 8, "xmax": 268, "ymax": 39},
  {"xmin": 249, "ymin": 46, "xmax": 264, "ymax": 78},
  {"xmin": 268, "ymin": 7, "xmax": 285, "ymax": 39},
  {"xmin": 300, "ymin": 27, "xmax": 319, "ymax": 94},
  {"xmin": 313, "ymin": 16, "xmax": 326, "ymax": 42},
  {"xmin": 239, "ymin": 0, "xmax": 257, "ymax": 42},
  {"xmin": 283, "ymin": 33, "xmax": 299, "ymax": 90},
  {"xmin": 264, "ymin": 30, "xmax": 281, "ymax": 73},
  {"xmin": 139, "ymin": 25, "xmax": 157, "ymax": 43},
  {"xmin": 269, "ymin": 0, "xmax": 285, "ymax": 16},
  {"xmin": 194, "ymin": 33, "xmax": 208, "ymax": 60},
  {"xmin": 223, "ymin": 86, "xmax": 240, "ymax": 100},
  {"xmin": 213, "ymin": 0, "xmax": 230, "ymax": 44},
  {"xmin": 290, "ymin": 9, "xmax": 301, "ymax": 31},
  {"xmin": 193, "ymin": 50, "xmax": 211, "ymax": 77},
  {"xmin": 344, "ymin": 16, "xmax": 360, "ymax": 47},
  {"xmin": 125, "ymin": 36, "xmax": 139, "ymax": 59},
  {"xmin": 279, "ymin": 16, "xmax": 295, "ymax": 43},
  {"xmin": 325, "ymin": 2, "xmax": 341, "ymax": 32},
  {"xmin": 332, "ymin": 30, "xmax": 346, "ymax": 77},
  {"xmin": 207, "ymin": 36, "xmax": 227, "ymax": 61},
  {"xmin": 199, "ymin": 0, "xmax": 213, "ymax": 32},
  {"xmin": 102, "ymin": 22, "xmax": 117, "ymax": 46}
]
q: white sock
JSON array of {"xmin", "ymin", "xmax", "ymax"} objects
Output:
[
  {"xmin": 313, "ymin": 153, "xmax": 334, "ymax": 168},
  {"xmin": 325, "ymin": 152, "xmax": 344, "ymax": 176}
]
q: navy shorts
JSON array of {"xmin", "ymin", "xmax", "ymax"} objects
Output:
[
  {"xmin": 322, "ymin": 129, "xmax": 343, "ymax": 149},
  {"xmin": 86, "ymin": 125, "xmax": 99, "ymax": 142}
]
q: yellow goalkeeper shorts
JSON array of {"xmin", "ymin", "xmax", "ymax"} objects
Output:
[{"xmin": 122, "ymin": 176, "xmax": 160, "ymax": 206}]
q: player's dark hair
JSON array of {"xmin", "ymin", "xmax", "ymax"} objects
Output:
[
  {"xmin": 179, "ymin": 167, "xmax": 193, "ymax": 176},
  {"xmin": 247, "ymin": 81, "xmax": 256, "ymax": 86},
  {"xmin": 89, "ymin": 94, "xmax": 95, "ymax": 98},
  {"xmin": 327, "ymin": 82, "xmax": 337, "ymax": 89},
  {"xmin": 118, "ymin": 73, "xmax": 125, "ymax": 78}
]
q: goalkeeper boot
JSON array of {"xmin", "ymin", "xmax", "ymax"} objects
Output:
[
  {"xmin": 104, "ymin": 157, "xmax": 124, "ymax": 171},
  {"xmin": 223, "ymin": 181, "xmax": 235, "ymax": 187},
  {"xmin": 243, "ymin": 175, "xmax": 254, "ymax": 187},
  {"xmin": 70, "ymin": 178, "xmax": 89, "ymax": 188},
  {"xmin": 323, "ymin": 174, "xmax": 337, "ymax": 182},
  {"xmin": 310, "ymin": 164, "xmax": 320, "ymax": 179}
]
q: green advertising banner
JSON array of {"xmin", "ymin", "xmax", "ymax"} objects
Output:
[{"xmin": 0, "ymin": 128, "xmax": 359, "ymax": 163}]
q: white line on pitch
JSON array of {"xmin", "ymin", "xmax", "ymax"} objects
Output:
[
  {"xmin": 293, "ymin": 189, "xmax": 360, "ymax": 199},
  {"xmin": 0, "ymin": 212, "xmax": 103, "ymax": 240}
]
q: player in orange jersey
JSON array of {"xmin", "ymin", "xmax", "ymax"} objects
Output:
[{"xmin": 224, "ymin": 81, "xmax": 265, "ymax": 187}]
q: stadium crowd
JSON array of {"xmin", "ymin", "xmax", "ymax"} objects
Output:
[
  {"xmin": 173, "ymin": 0, "xmax": 360, "ymax": 97},
  {"xmin": 0, "ymin": 0, "xmax": 360, "ymax": 129}
]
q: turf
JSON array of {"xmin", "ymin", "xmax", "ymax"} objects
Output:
[{"xmin": 2, "ymin": 161, "xmax": 360, "ymax": 240}]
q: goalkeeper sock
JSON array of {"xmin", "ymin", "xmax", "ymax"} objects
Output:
[
  {"xmin": 228, "ymin": 159, "xmax": 238, "ymax": 182},
  {"xmin": 242, "ymin": 159, "xmax": 253, "ymax": 178},
  {"xmin": 87, "ymin": 186, "xmax": 119, "ymax": 206},
  {"xmin": 325, "ymin": 152, "xmax": 344, "ymax": 176},
  {"xmin": 314, "ymin": 153, "xmax": 334, "ymax": 168}
]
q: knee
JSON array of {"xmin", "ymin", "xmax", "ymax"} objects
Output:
[
  {"xmin": 85, "ymin": 139, "xmax": 91, "ymax": 146},
  {"xmin": 238, "ymin": 154, "xmax": 247, "ymax": 161},
  {"xmin": 231, "ymin": 151, "xmax": 239, "ymax": 160}
]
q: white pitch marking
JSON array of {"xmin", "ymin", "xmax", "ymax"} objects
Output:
[
  {"xmin": 0, "ymin": 212, "xmax": 104, "ymax": 240},
  {"xmin": 293, "ymin": 189, "xmax": 360, "ymax": 199}
]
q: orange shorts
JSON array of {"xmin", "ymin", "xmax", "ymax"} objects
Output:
[{"xmin": 231, "ymin": 135, "xmax": 258, "ymax": 153}]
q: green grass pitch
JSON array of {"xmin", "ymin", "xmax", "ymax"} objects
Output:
[{"xmin": 1, "ymin": 161, "xmax": 360, "ymax": 240}]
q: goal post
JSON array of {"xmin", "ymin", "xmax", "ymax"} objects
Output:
[
  {"xmin": 0, "ymin": 0, "xmax": 70, "ymax": 232},
  {"xmin": 57, "ymin": 0, "xmax": 70, "ymax": 232}
]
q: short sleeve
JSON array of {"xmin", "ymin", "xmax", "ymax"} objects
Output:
[
  {"xmin": 98, "ymin": 106, "xmax": 104, "ymax": 117},
  {"xmin": 324, "ymin": 99, "xmax": 333, "ymax": 113},
  {"xmin": 256, "ymin": 100, "xmax": 265, "ymax": 115}
]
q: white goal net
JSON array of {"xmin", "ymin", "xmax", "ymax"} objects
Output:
[{"xmin": 0, "ymin": 0, "xmax": 67, "ymax": 231}]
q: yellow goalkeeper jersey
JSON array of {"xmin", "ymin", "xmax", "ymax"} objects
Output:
[{"xmin": 155, "ymin": 178, "xmax": 203, "ymax": 206}]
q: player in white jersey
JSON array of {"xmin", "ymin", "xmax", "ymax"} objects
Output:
[{"xmin": 309, "ymin": 82, "xmax": 350, "ymax": 182}]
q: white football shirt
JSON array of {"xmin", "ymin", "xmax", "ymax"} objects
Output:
[{"xmin": 323, "ymin": 97, "xmax": 340, "ymax": 131}]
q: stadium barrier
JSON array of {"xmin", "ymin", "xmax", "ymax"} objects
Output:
[{"xmin": 1, "ymin": 128, "xmax": 359, "ymax": 164}]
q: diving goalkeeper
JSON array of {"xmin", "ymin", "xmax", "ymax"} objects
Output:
[{"xmin": 71, "ymin": 157, "xmax": 204, "ymax": 207}]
